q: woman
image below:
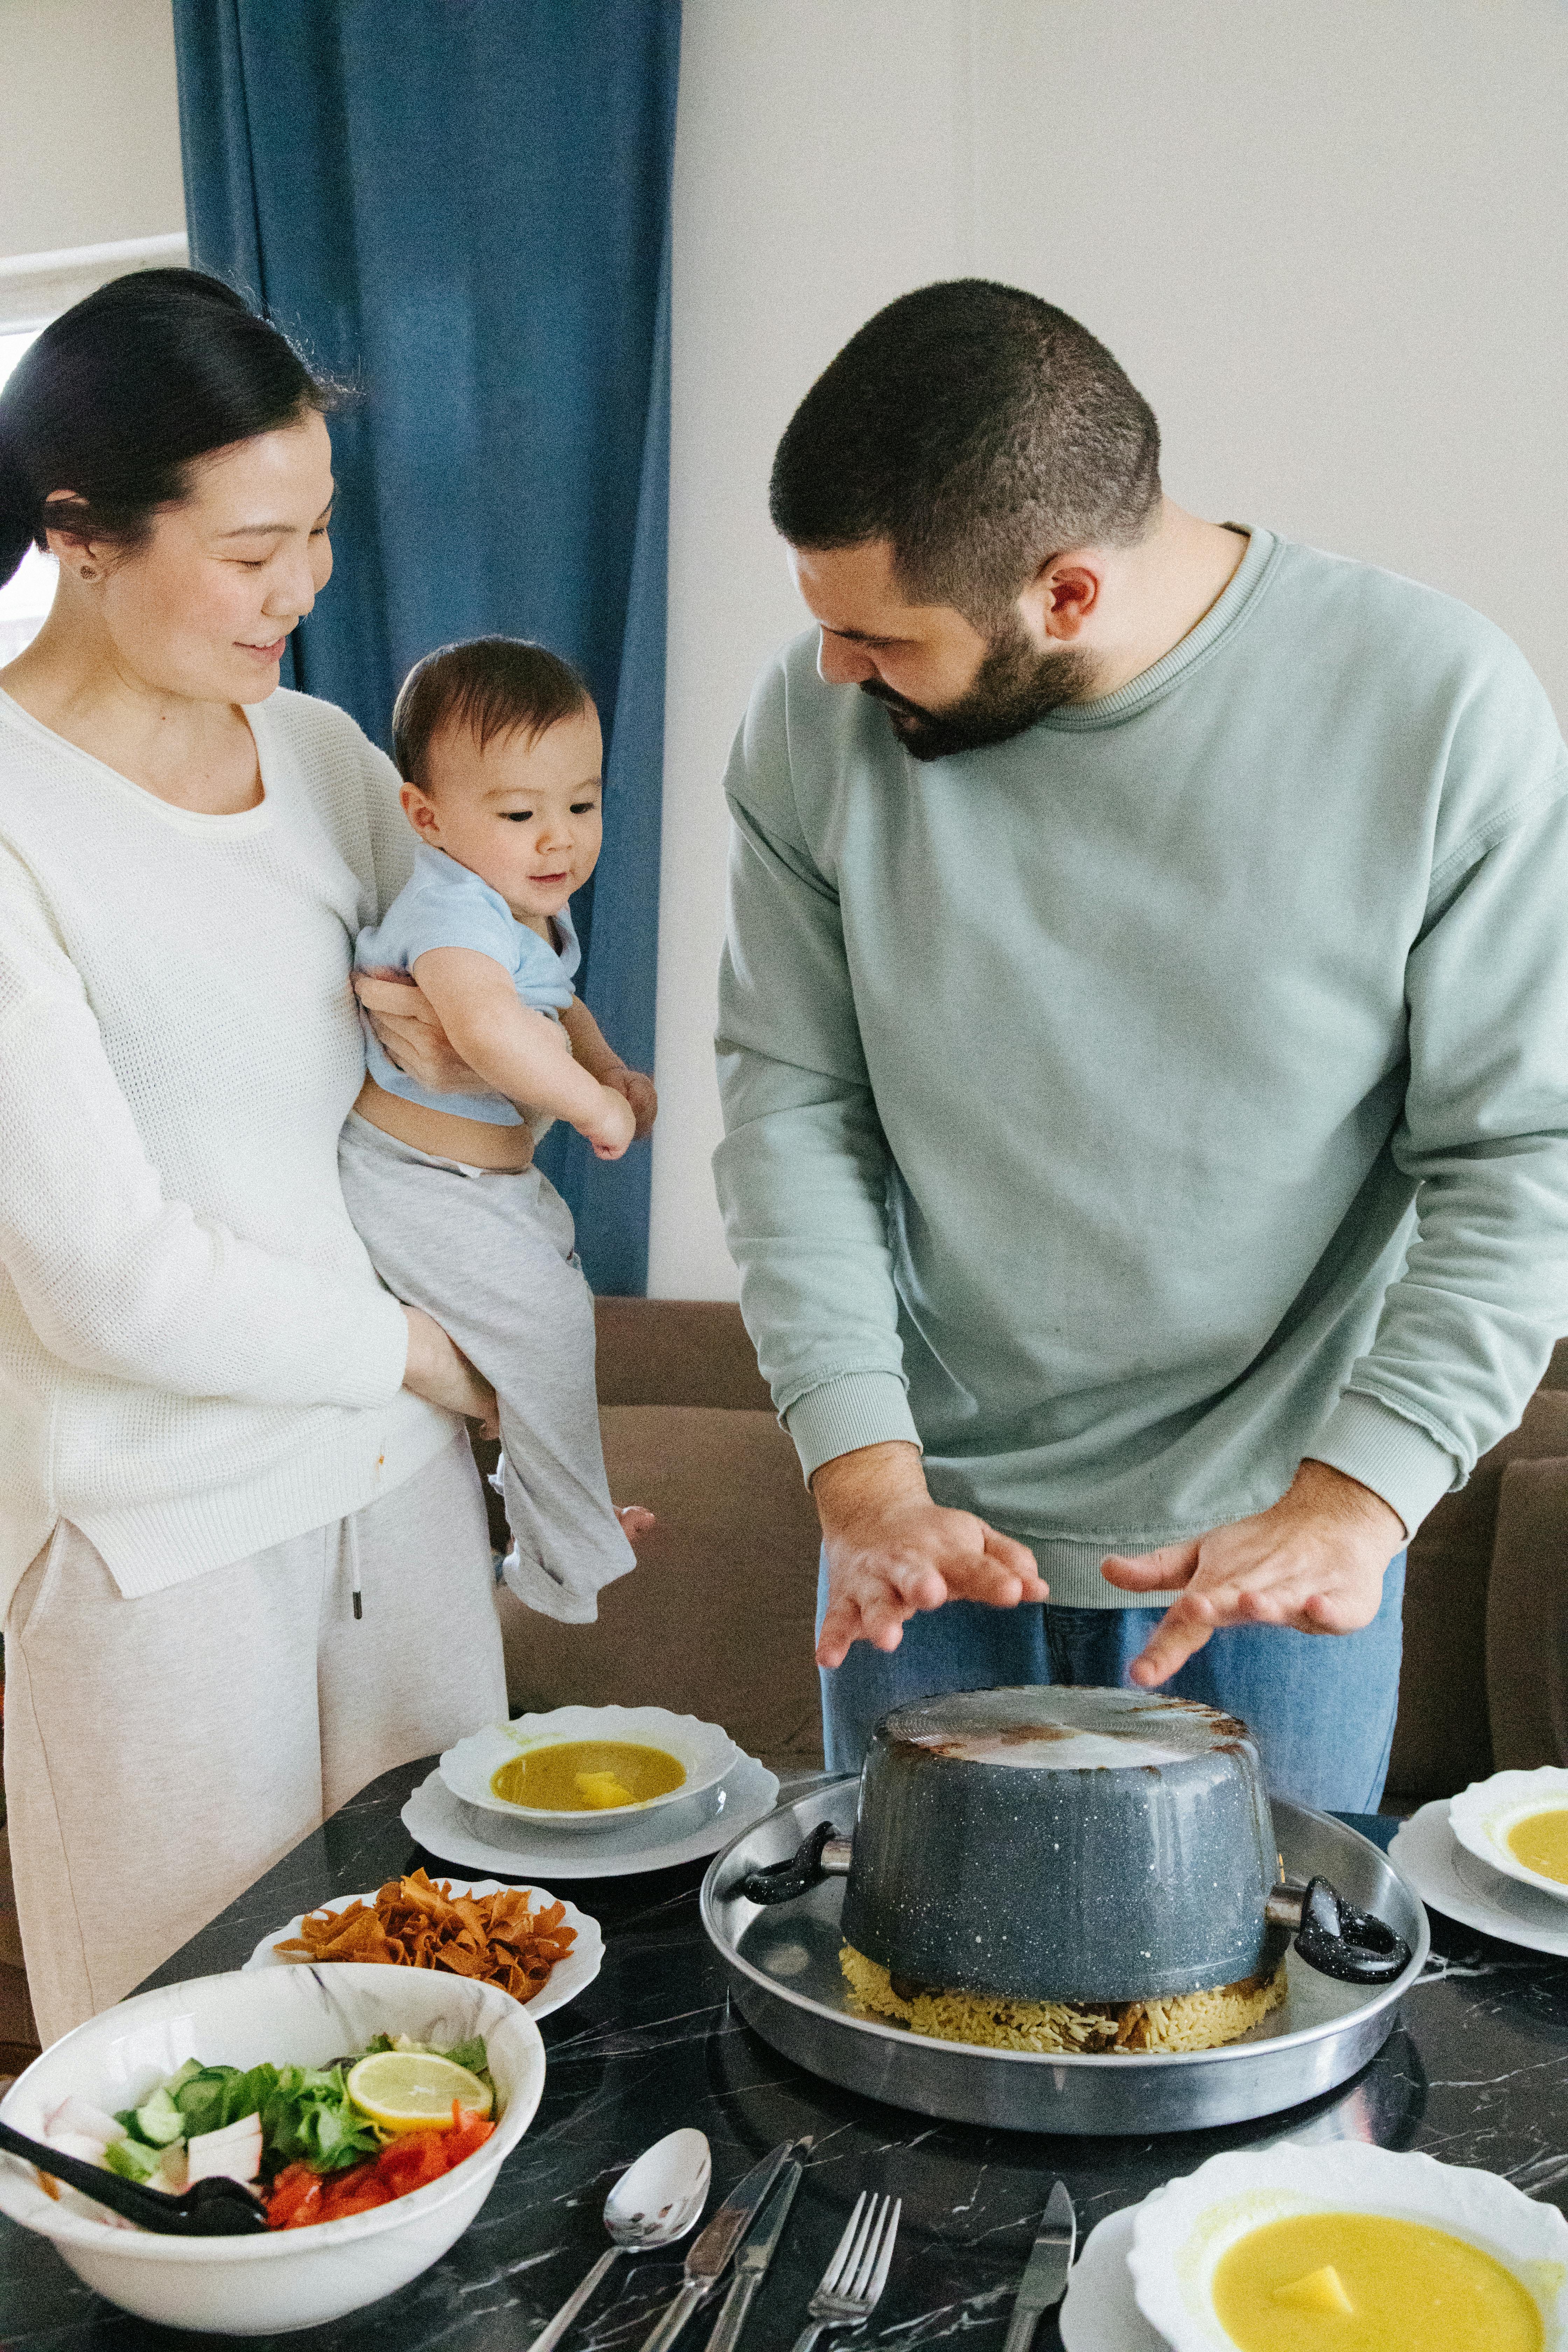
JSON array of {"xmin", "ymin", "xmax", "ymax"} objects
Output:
[{"xmin": 0, "ymin": 268, "xmax": 507, "ymax": 2045}]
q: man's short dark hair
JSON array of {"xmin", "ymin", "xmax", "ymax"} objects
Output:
[
  {"xmin": 392, "ymin": 636, "xmax": 592, "ymax": 786},
  {"xmin": 769, "ymin": 280, "xmax": 1162, "ymax": 622}
]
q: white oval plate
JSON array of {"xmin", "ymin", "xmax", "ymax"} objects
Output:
[
  {"xmin": 405, "ymin": 1753, "xmax": 780, "ymax": 1881},
  {"xmin": 1389, "ymin": 1800, "xmax": 1568, "ymax": 1959},
  {"xmin": 1450, "ymin": 1767, "xmax": 1568, "ymax": 1903},
  {"xmin": 440, "ymin": 1704, "xmax": 738, "ymax": 1830},
  {"xmin": 241, "ymin": 1879, "xmax": 602, "ymax": 2021},
  {"xmin": 1127, "ymin": 2141, "xmax": 1568, "ymax": 2352}
]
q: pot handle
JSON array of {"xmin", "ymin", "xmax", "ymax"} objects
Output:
[
  {"xmin": 736, "ymin": 1822, "xmax": 854, "ymax": 1905},
  {"xmin": 1266, "ymin": 1876, "xmax": 1411, "ymax": 1984}
]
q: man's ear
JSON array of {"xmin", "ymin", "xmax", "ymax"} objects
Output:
[
  {"xmin": 1017, "ymin": 552, "xmax": 1104, "ymax": 645},
  {"xmin": 399, "ymin": 780, "xmax": 441, "ymax": 842}
]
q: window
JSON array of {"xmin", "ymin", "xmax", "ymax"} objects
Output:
[
  {"xmin": 0, "ymin": 233, "xmax": 190, "ymax": 665},
  {"xmin": 0, "ymin": 328, "xmax": 53, "ymax": 665}
]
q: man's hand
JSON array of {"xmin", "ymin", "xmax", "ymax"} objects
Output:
[
  {"xmin": 353, "ymin": 967, "xmax": 478, "ymax": 1095},
  {"xmin": 1102, "ymin": 1457, "xmax": 1406, "ymax": 1687},
  {"xmin": 604, "ymin": 1063, "xmax": 658, "ymax": 1139},
  {"xmin": 813, "ymin": 1441, "xmax": 1048, "ymax": 1668}
]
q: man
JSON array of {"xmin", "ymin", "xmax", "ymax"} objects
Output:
[{"xmin": 713, "ymin": 279, "xmax": 1568, "ymax": 1807}]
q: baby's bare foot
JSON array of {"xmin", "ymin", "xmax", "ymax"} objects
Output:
[{"xmin": 617, "ymin": 1504, "xmax": 655, "ymax": 1545}]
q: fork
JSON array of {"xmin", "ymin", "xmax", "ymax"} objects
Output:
[{"xmin": 786, "ymin": 2190, "xmax": 902, "ymax": 2352}]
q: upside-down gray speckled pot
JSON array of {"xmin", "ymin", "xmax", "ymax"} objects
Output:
[{"xmin": 839, "ymin": 1685, "xmax": 1283, "ymax": 2004}]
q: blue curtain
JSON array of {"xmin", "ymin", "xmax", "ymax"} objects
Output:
[{"xmin": 172, "ymin": 0, "xmax": 679, "ymax": 1295}]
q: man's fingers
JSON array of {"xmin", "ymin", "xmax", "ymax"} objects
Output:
[
  {"xmin": 1101, "ymin": 1539, "xmax": 1202, "ymax": 1591},
  {"xmin": 815, "ymin": 1596, "xmax": 864, "ymax": 1670},
  {"xmin": 1127, "ymin": 1590, "xmax": 1217, "ymax": 1686},
  {"xmin": 885, "ymin": 1559, "xmax": 950, "ymax": 1614}
]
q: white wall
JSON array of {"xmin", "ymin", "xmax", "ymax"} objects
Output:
[
  {"xmin": 652, "ymin": 0, "xmax": 1568, "ymax": 1299},
  {"xmin": 0, "ymin": 0, "xmax": 184, "ymax": 262},
  {"xmin": 4, "ymin": 0, "xmax": 1564, "ymax": 1299}
]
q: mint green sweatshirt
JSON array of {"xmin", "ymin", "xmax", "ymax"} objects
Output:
[{"xmin": 713, "ymin": 528, "xmax": 1568, "ymax": 1608}]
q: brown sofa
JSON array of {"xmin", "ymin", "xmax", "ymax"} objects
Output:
[{"xmin": 4, "ymin": 1312, "xmax": 1565, "ymax": 2068}]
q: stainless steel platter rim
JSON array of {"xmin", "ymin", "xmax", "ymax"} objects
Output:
[{"xmin": 700, "ymin": 1777, "xmax": 1430, "ymax": 2078}]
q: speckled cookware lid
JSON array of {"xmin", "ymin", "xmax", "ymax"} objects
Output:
[{"xmin": 841, "ymin": 1684, "xmax": 1280, "ymax": 2004}]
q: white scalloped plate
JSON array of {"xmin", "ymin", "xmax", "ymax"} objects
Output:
[
  {"xmin": 1390, "ymin": 1799, "xmax": 1568, "ymax": 1958},
  {"xmin": 1060, "ymin": 2203, "xmax": 1169, "ymax": 2351},
  {"xmin": 1127, "ymin": 2142, "xmax": 1568, "ymax": 2352},
  {"xmin": 241, "ymin": 1879, "xmax": 602, "ymax": 2021},
  {"xmin": 1449, "ymin": 1767, "xmax": 1568, "ymax": 1903},
  {"xmin": 440, "ymin": 1704, "xmax": 738, "ymax": 1830},
  {"xmin": 406, "ymin": 1752, "xmax": 780, "ymax": 1880}
]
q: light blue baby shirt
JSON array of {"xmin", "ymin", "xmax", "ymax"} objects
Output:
[{"xmin": 355, "ymin": 842, "xmax": 580, "ymax": 1126}]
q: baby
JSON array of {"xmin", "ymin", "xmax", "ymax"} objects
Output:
[{"xmin": 340, "ymin": 636, "xmax": 655, "ymax": 1623}]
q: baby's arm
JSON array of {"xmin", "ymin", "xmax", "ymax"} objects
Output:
[
  {"xmin": 560, "ymin": 999, "xmax": 658, "ymax": 1139},
  {"xmin": 411, "ymin": 948, "xmax": 635, "ymax": 1159}
]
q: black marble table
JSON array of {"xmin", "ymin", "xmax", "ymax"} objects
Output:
[{"xmin": 4, "ymin": 1762, "xmax": 1567, "ymax": 2351}]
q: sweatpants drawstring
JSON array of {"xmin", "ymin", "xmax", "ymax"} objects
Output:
[{"xmin": 348, "ymin": 1516, "xmax": 363, "ymax": 1620}]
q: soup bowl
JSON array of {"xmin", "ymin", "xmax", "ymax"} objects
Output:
[{"xmin": 440, "ymin": 1703, "xmax": 738, "ymax": 1830}]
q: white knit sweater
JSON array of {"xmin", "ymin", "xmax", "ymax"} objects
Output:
[{"xmin": 0, "ymin": 684, "xmax": 455, "ymax": 1609}]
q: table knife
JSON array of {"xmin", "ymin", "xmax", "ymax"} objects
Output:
[
  {"xmin": 1001, "ymin": 2180, "xmax": 1076, "ymax": 2352},
  {"xmin": 639, "ymin": 2139, "xmax": 803, "ymax": 2352},
  {"xmin": 701, "ymin": 2155, "xmax": 804, "ymax": 2352}
]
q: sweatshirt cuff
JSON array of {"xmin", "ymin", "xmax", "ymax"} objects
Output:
[
  {"xmin": 785, "ymin": 1372, "xmax": 922, "ymax": 1485},
  {"xmin": 325, "ymin": 1287, "xmax": 410, "ymax": 1408},
  {"xmin": 1308, "ymin": 1389, "xmax": 1461, "ymax": 1538}
]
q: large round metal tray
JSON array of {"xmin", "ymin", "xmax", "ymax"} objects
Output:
[{"xmin": 700, "ymin": 1777, "xmax": 1428, "ymax": 2136}]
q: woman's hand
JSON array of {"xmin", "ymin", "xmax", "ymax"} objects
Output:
[
  {"xmin": 354, "ymin": 966, "xmax": 479, "ymax": 1095},
  {"xmin": 401, "ymin": 1304, "xmax": 499, "ymax": 1438}
]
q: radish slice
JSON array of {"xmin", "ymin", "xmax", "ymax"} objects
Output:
[
  {"xmin": 43, "ymin": 2095, "xmax": 124, "ymax": 2149},
  {"xmin": 186, "ymin": 2115, "xmax": 263, "ymax": 2184},
  {"xmin": 38, "ymin": 2130, "xmax": 113, "ymax": 2166}
]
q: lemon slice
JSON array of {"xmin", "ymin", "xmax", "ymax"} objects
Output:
[{"xmin": 345, "ymin": 2051, "xmax": 493, "ymax": 2135}]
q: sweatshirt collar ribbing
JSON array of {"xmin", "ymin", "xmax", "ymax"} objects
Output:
[{"xmin": 1034, "ymin": 524, "xmax": 1280, "ymax": 733}]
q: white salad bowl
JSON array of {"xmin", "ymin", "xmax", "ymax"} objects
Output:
[
  {"xmin": 1126, "ymin": 2141, "xmax": 1568, "ymax": 2352},
  {"xmin": 0, "ymin": 1961, "xmax": 545, "ymax": 2335},
  {"xmin": 440, "ymin": 1703, "xmax": 738, "ymax": 1831},
  {"xmin": 1449, "ymin": 1766, "xmax": 1568, "ymax": 1903}
]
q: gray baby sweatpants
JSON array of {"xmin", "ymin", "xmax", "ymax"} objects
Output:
[{"xmin": 338, "ymin": 1112, "xmax": 635, "ymax": 1623}]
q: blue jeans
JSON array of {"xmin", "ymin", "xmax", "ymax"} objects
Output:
[{"xmin": 816, "ymin": 1550, "xmax": 1406, "ymax": 1813}]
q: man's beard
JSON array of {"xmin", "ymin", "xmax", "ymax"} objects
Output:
[{"xmin": 861, "ymin": 616, "xmax": 1098, "ymax": 761}]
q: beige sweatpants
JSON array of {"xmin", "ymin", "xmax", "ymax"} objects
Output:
[{"xmin": 3, "ymin": 1429, "xmax": 507, "ymax": 2048}]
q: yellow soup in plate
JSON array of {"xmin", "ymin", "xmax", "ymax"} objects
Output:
[
  {"xmin": 490, "ymin": 1741, "xmax": 686, "ymax": 1812},
  {"xmin": 1506, "ymin": 1807, "xmax": 1568, "ymax": 1885},
  {"xmin": 1210, "ymin": 2213, "xmax": 1542, "ymax": 2352}
]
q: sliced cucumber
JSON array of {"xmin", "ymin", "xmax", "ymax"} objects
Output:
[{"xmin": 132, "ymin": 2085, "xmax": 186, "ymax": 2148}]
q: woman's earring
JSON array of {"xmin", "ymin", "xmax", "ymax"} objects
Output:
[{"xmin": 79, "ymin": 565, "xmax": 98, "ymax": 581}]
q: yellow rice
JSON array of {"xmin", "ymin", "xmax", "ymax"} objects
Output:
[{"xmin": 840, "ymin": 1943, "xmax": 1287, "ymax": 2054}]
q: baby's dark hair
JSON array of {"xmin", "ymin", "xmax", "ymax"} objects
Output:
[{"xmin": 392, "ymin": 636, "xmax": 593, "ymax": 787}]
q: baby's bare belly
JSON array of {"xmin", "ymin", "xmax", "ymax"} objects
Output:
[{"xmin": 351, "ymin": 1076, "xmax": 536, "ymax": 1170}]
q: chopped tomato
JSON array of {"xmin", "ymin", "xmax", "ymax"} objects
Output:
[
  {"xmin": 263, "ymin": 2106, "xmax": 496, "ymax": 2230},
  {"xmin": 266, "ymin": 2162, "xmax": 326, "ymax": 2231}
]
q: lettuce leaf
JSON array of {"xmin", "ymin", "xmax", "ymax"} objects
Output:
[{"xmin": 260, "ymin": 2066, "xmax": 379, "ymax": 2172}]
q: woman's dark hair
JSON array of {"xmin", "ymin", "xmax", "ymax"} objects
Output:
[
  {"xmin": 769, "ymin": 279, "xmax": 1162, "ymax": 624},
  {"xmin": 0, "ymin": 267, "xmax": 333, "ymax": 589},
  {"xmin": 393, "ymin": 638, "xmax": 594, "ymax": 788}
]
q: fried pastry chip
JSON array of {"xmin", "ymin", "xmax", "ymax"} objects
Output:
[{"xmin": 273, "ymin": 1868, "xmax": 576, "ymax": 2000}]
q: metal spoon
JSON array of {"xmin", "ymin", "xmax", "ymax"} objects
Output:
[
  {"xmin": 526, "ymin": 2127, "xmax": 712, "ymax": 2352},
  {"xmin": 0, "ymin": 2117, "xmax": 268, "ymax": 2236}
]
